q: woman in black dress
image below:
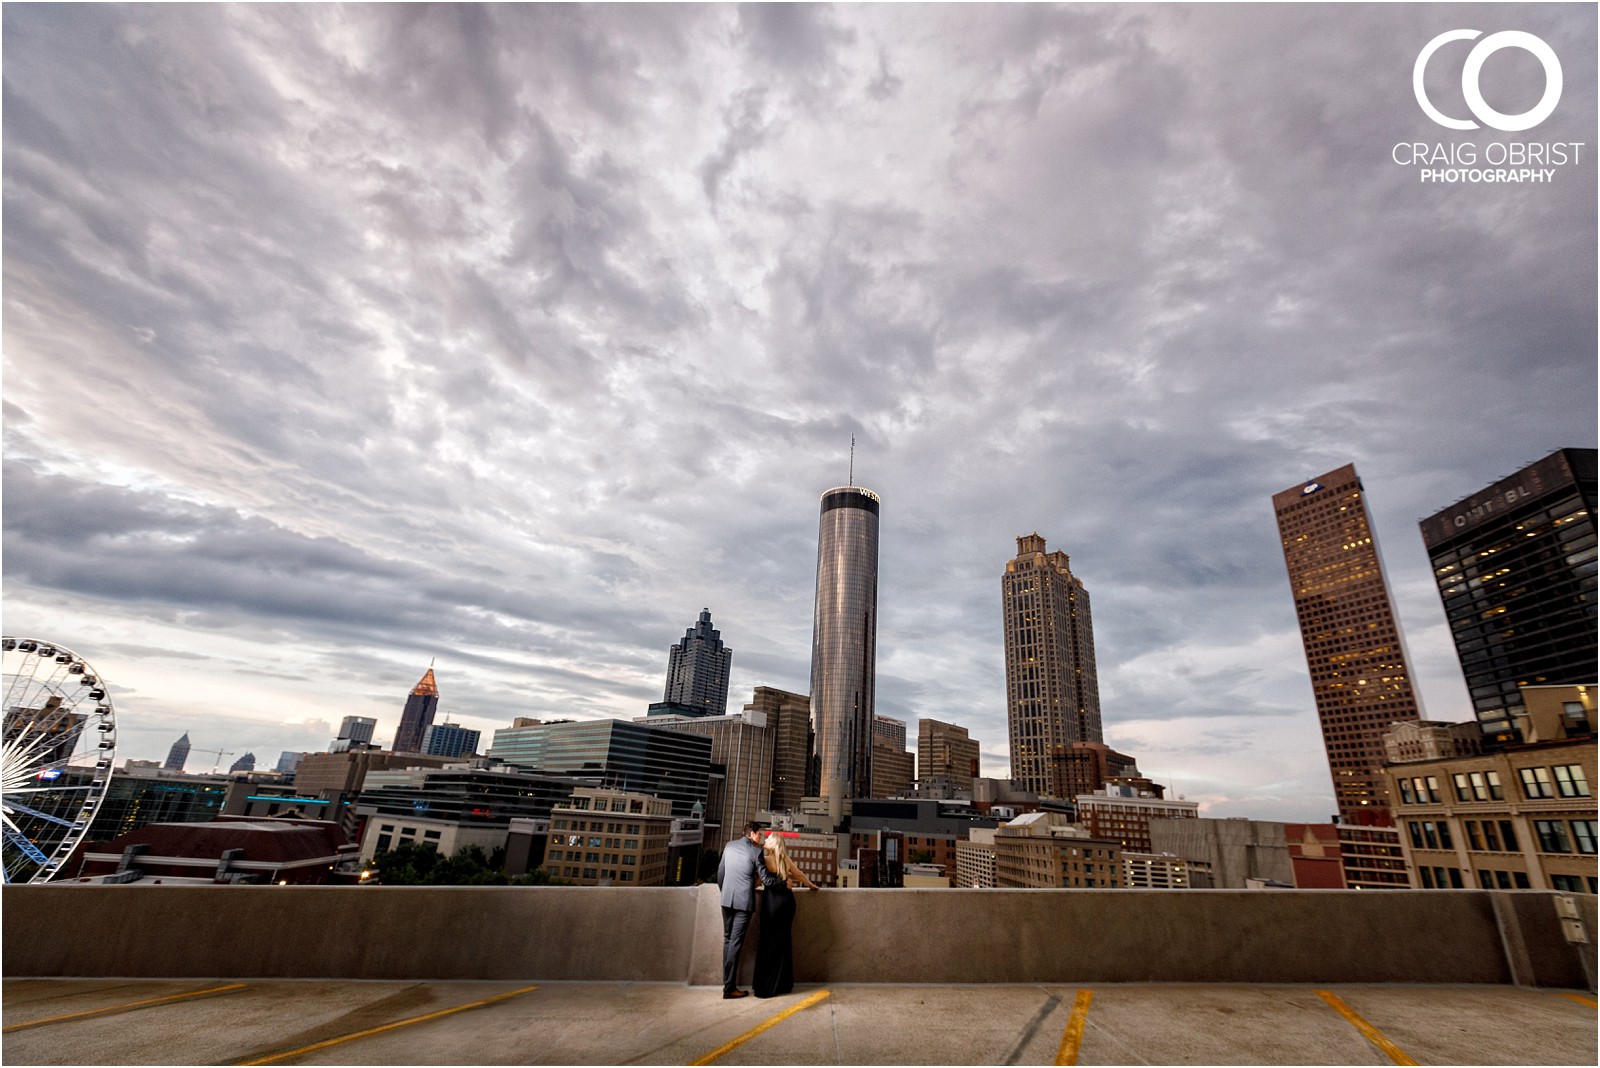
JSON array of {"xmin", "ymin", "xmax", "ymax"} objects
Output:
[{"xmin": 752, "ymin": 833, "xmax": 818, "ymax": 998}]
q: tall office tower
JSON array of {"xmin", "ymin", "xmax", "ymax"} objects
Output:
[
  {"xmin": 810, "ymin": 485, "xmax": 881, "ymax": 820},
  {"xmin": 164, "ymin": 733, "xmax": 190, "ymax": 772},
  {"xmin": 918, "ymin": 718, "xmax": 981, "ymax": 797},
  {"xmin": 1419, "ymin": 449, "xmax": 1598, "ymax": 743},
  {"xmin": 228, "ymin": 752, "xmax": 256, "ymax": 774},
  {"xmin": 1273, "ymin": 464, "xmax": 1422, "ymax": 825},
  {"xmin": 662, "ymin": 609, "xmax": 733, "ymax": 716},
  {"xmin": 337, "ymin": 716, "xmax": 377, "ymax": 746},
  {"xmin": 744, "ymin": 687, "xmax": 813, "ymax": 813},
  {"xmin": 391, "ymin": 666, "xmax": 440, "ymax": 753},
  {"xmin": 871, "ymin": 715, "xmax": 914, "ymax": 798},
  {"xmin": 1002, "ymin": 534, "xmax": 1103, "ymax": 796},
  {"xmin": 421, "ymin": 721, "xmax": 482, "ymax": 759}
]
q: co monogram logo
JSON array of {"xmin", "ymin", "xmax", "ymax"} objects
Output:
[{"xmin": 1413, "ymin": 30, "xmax": 1563, "ymax": 132}]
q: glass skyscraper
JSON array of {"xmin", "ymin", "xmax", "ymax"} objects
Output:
[
  {"xmin": 1419, "ymin": 448, "xmax": 1597, "ymax": 742},
  {"xmin": 810, "ymin": 485, "xmax": 881, "ymax": 818},
  {"xmin": 1002, "ymin": 533, "xmax": 1102, "ymax": 796},
  {"xmin": 486, "ymin": 718, "xmax": 712, "ymax": 817},
  {"xmin": 662, "ymin": 608, "xmax": 732, "ymax": 716},
  {"xmin": 1273, "ymin": 464, "xmax": 1421, "ymax": 825}
]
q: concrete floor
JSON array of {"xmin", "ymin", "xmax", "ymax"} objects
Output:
[{"xmin": 2, "ymin": 978, "xmax": 1595, "ymax": 1066}]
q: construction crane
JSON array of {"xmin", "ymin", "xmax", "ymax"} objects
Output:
[{"xmin": 190, "ymin": 747, "xmax": 236, "ymax": 775}]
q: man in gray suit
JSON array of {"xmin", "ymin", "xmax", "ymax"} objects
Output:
[{"xmin": 716, "ymin": 822, "xmax": 765, "ymax": 998}]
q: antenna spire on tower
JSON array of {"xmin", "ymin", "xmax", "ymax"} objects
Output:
[{"xmin": 849, "ymin": 435, "xmax": 855, "ymax": 486}]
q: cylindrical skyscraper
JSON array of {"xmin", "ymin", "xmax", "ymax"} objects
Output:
[{"xmin": 809, "ymin": 485, "xmax": 881, "ymax": 823}]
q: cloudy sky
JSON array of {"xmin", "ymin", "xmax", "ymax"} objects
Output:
[{"xmin": 4, "ymin": 3, "xmax": 1594, "ymax": 820}]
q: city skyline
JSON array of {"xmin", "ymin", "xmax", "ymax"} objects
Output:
[{"xmin": 3, "ymin": 5, "xmax": 1595, "ymax": 824}]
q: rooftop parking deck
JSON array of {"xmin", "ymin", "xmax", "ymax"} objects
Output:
[
  {"xmin": 3, "ymin": 884, "xmax": 1595, "ymax": 1064},
  {"xmin": 3, "ymin": 978, "xmax": 1596, "ymax": 1065}
]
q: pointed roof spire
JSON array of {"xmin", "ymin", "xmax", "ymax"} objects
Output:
[{"xmin": 412, "ymin": 664, "xmax": 439, "ymax": 697}]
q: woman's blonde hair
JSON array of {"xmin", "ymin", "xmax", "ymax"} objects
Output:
[{"xmin": 762, "ymin": 832, "xmax": 790, "ymax": 873}]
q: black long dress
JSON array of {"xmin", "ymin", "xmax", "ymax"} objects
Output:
[{"xmin": 752, "ymin": 864, "xmax": 795, "ymax": 998}]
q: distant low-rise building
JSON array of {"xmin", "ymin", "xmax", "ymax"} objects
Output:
[
  {"xmin": 1075, "ymin": 784, "xmax": 1198, "ymax": 853},
  {"xmin": 72, "ymin": 819, "xmax": 356, "ymax": 885},
  {"xmin": 955, "ymin": 827, "xmax": 998, "ymax": 888},
  {"xmin": 1336, "ymin": 824, "xmax": 1412, "ymax": 889},
  {"xmin": 1121, "ymin": 851, "xmax": 1190, "ymax": 889},
  {"xmin": 1149, "ymin": 818, "xmax": 1293, "ymax": 889},
  {"xmin": 994, "ymin": 811, "xmax": 1122, "ymax": 889},
  {"xmin": 1383, "ymin": 720, "xmax": 1484, "ymax": 765},
  {"xmin": 354, "ymin": 765, "xmax": 593, "ymax": 863},
  {"xmin": 543, "ymin": 787, "xmax": 675, "ymax": 886}
]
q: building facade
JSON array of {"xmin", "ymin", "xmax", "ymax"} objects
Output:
[
  {"xmin": 335, "ymin": 716, "xmax": 377, "ymax": 748},
  {"xmin": 955, "ymin": 827, "xmax": 998, "ymax": 888},
  {"xmin": 1381, "ymin": 686, "xmax": 1596, "ymax": 894},
  {"xmin": 390, "ymin": 666, "xmax": 440, "ymax": 754},
  {"xmin": 871, "ymin": 715, "xmax": 914, "ymax": 798},
  {"xmin": 1419, "ymin": 448, "xmax": 1598, "ymax": 743},
  {"xmin": 652, "ymin": 708, "xmax": 777, "ymax": 850},
  {"xmin": 1121, "ymin": 852, "xmax": 1191, "ymax": 889},
  {"xmin": 993, "ymin": 812, "xmax": 1122, "ymax": 889},
  {"xmin": 1336, "ymin": 824, "xmax": 1412, "ymax": 889},
  {"xmin": 1148, "ymin": 817, "xmax": 1295, "ymax": 889},
  {"xmin": 486, "ymin": 718, "xmax": 713, "ymax": 817},
  {"xmin": 746, "ymin": 687, "xmax": 812, "ymax": 813},
  {"xmin": 1272, "ymin": 465, "xmax": 1422, "ymax": 824},
  {"xmin": 421, "ymin": 721, "xmax": 481, "ymax": 759},
  {"xmin": 663, "ymin": 608, "xmax": 733, "ymax": 717},
  {"xmin": 543, "ymin": 788, "xmax": 675, "ymax": 886},
  {"xmin": 1045, "ymin": 740, "xmax": 1143, "ymax": 803},
  {"xmin": 1002, "ymin": 534, "xmax": 1103, "ymax": 796},
  {"xmin": 1074, "ymin": 785, "xmax": 1198, "ymax": 854},
  {"xmin": 811, "ymin": 485, "xmax": 881, "ymax": 818},
  {"xmin": 917, "ymin": 718, "xmax": 980, "ymax": 798}
]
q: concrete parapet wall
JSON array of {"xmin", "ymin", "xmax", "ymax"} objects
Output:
[
  {"xmin": 4, "ymin": 885, "xmax": 1593, "ymax": 989},
  {"xmin": 2, "ymin": 885, "xmax": 702, "ymax": 982}
]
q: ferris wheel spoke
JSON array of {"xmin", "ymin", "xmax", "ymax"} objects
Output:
[
  {"xmin": 2, "ymin": 824, "xmax": 53, "ymax": 867},
  {"xmin": 5, "ymin": 782, "xmax": 95, "ymax": 795},
  {"xmin": 3, "ymin": 799, "xmax": 82, "ymax": 828}
]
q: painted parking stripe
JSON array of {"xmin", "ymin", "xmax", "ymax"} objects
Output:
[
  {"xmin": 689, "ymin": 988, "xmax": 832, "ymax": 1066},
  {"xmin": 1561, "ymin": 992, "xmax": 1597, "ymax": 1008},
  {"xmin": 1054, "ymin": 989, "xmax": 1094, "ymax": 1066},
  {"xmin": 3, "ymin": 982, "xmax": 249, "ymax": 1034},
  {"xmin": 1316, "ymin": 989, "xmax": 1418, "ymax": 1067},
  {"xmin": 236, "ymin": 985, "xmax": 537, "ymax": 1066}
]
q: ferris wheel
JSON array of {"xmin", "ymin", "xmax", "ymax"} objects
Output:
[{"xmin": 2, "ymin": 637, "xmax": 117, "ymax": 883}]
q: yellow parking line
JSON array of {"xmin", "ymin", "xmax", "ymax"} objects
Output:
[
  {"xmin": 1316, "ymin": 989, "xmax": 1417, "ymax": 1066},
  {"xmin": 689, "ymin": 988, "xmax": 832, "ymax": 1066},
  {"xmin": 3, "ymin": 982, "xmax": 249, "ymax": 1033},
  {"xmin": 236, "ymin": 985, "xmax": 537, "ymax": 1066},
  {"xmin": 1561, "ymin": 992, "xmax": 1597, "ymax": 1008},
  {"xmin": 1054, "ymin": 988, "xmax": 1094, "ymax": 1066}
]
